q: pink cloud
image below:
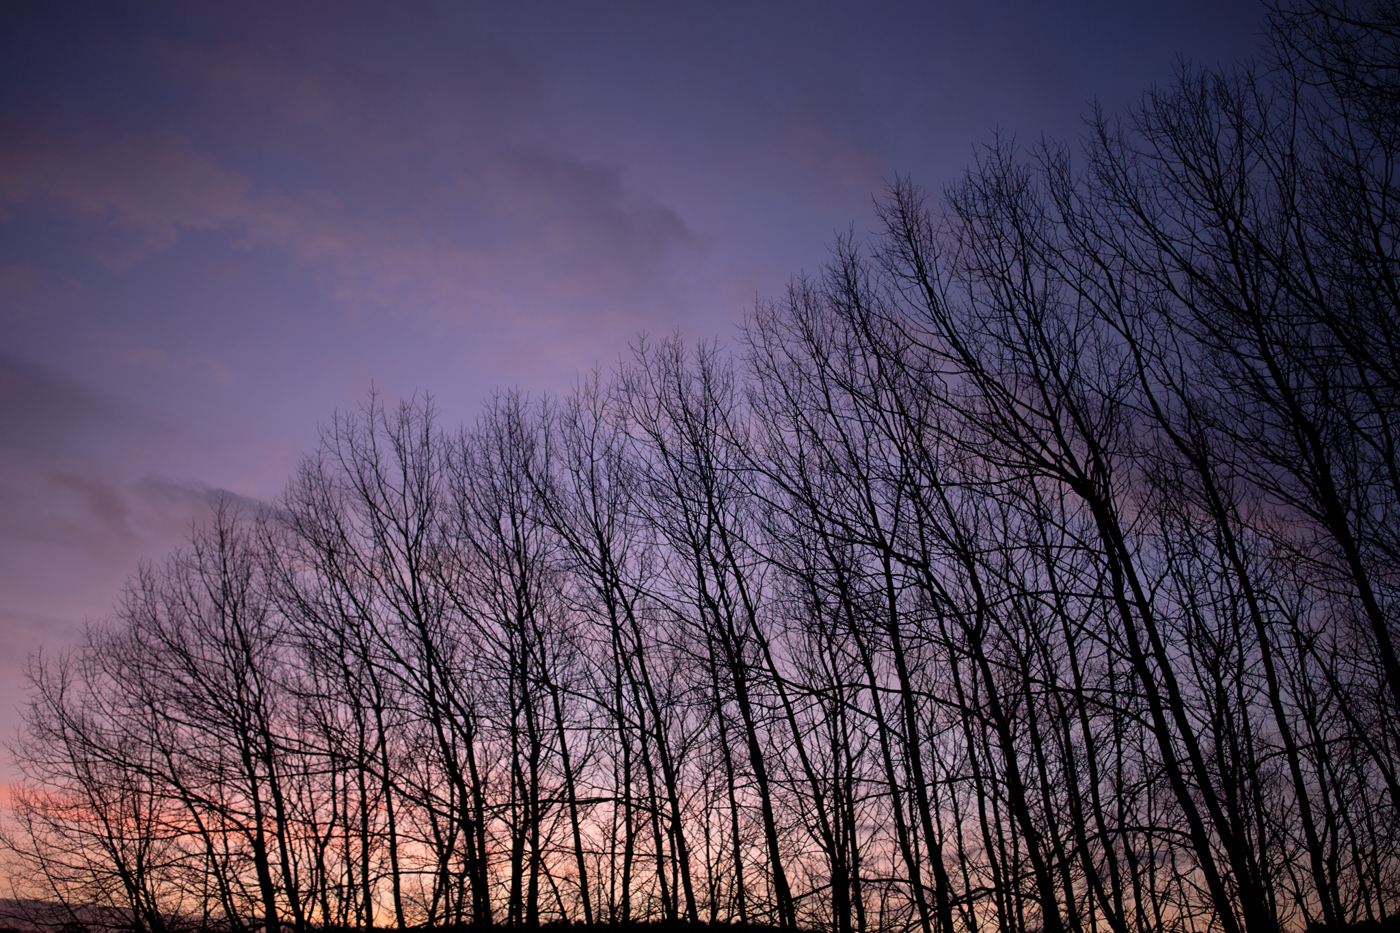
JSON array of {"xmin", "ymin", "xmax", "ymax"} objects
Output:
[
  {"xmin": 96, "ymin": 339, "xmax": 235, "ymax": 387},
  {"xmin": 0, "ymin": 132, "xmax": 253, "ymax": 269},
  {"xmin": 0, "ymin": 131, "xmax": 700, "ymax": 329}
]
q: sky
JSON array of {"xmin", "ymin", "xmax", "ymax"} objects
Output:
[{"xmin": 0, "ymin": 0, "xmax": 1265, "ymax": 764}]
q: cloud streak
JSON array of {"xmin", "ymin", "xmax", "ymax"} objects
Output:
[
  {"xmin": 0, "ymin": 354, "xmax": 255, "ymax": 736},
  {"xmin": 1, "ymin": 130, "xmax": 700, "ymax": 329}
]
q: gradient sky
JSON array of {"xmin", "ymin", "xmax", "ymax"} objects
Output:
[{"xmin": 0, "ymin": 0, "xmax": 1264, "ymax": 764}]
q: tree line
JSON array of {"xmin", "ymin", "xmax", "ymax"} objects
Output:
[{"xmin": 6, "ymin": 3, "xmax": 1400, "ymax": 933}]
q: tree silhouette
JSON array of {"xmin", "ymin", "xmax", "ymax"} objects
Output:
[{"xmin": 7, "ymin": 3, "xmax": 1400, "ymax": 932}]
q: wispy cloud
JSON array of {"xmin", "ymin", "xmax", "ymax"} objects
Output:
[
  {"xmin": 0, "ymin": 130, "xmax": 701, "ymax": 328},
  {"xmin": 0, "ymin": 355, "xmax": 255, "ymax": 679},
  {"xmin": 0, "ymin": 132, "xmax": 254, "ymax": 270}
]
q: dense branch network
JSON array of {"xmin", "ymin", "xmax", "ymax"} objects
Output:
[{"xmin": 6, "ymin": 3, "xmax": 1400, "ymax": 933}]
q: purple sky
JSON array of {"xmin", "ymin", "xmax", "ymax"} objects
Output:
[{"xmin": 0, "ymin": 0, "xmax": 1264, "ymax": 767}]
